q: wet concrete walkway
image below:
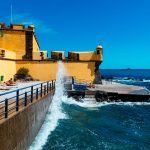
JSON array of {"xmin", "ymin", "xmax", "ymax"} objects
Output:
[{"xmin": 88, "ymin": 81, "xmax": 150, "ymax": 95}]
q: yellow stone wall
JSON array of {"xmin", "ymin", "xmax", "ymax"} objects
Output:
[
  {"xmin": 0, "ymin": 29, "xmax": 40, "ymax": 60},
  {"xmin": 33, "ymin": 35, "xmax": 40, "ymax": 52},
  {"xmin": 16, "ymin": 61, "xmax": 57, "ymax": 80},
  {"xmin": 78, "ymin": 52, "xmax": 95, "ymax": 60},
  {"xmin": 33, "ymin": 51, "xmax": 48, "ymax": 60},
  {"xmin": 0, "ymin": 60, "xmax": 16, "ymax": 82},
  {"xmin": 16, "ymin": 61, "xmax": 95, "ymax": 82},
  {"xmin": 12, "ymin": 25, "xmax": 24, "ymax": 30},
  {"xmin": 0, "ymin": 49, "xmax": 16, "ymax": 59},
  {"xmin": 65, "ymin": 62, "xmax": 95, "ymax": 82},
  {"xmin": 69, "ymin": 51, "xmax": 103, "ymax": 61},
  {"xmin": 0, "ymin": 59, "xmax": 96, "ymax": 83},
  {"xmin": 0, "ymin": 30, "xmax": 26, "ymax": 59}
]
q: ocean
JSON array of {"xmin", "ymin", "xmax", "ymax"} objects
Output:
[
  {"xmin": 101, "ymin": 69, "xmax": 150, "ymax": 90},
  {"xmin": 29, "ymin": 69, "xmax": 150, "ymax": 150},
  {"xmin": 101, "ymin": 69, "xmax": 150, "ymax": 80}
]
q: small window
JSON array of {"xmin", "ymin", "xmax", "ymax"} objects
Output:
[
  {"xmin": 97, "ymin": 50, "xmax": 100, "ymax": 54},
  {"xmin": 77, "ymin": 54, "xmax": 79, "ymax": 61}
]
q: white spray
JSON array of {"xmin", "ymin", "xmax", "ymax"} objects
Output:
[{"xmin": 28, "ymin": 61, "xmax": 67, "ymax": 150}]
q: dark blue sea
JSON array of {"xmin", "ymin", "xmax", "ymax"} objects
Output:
[
  {"xmin": 101, "ymin": 69, "xmax": 150, "ymax": 90},
  {"xmin": 30, "ymin": 69, "xmax": 150, "ymax": 150},
  {"xmin": 101, "ymin": 69, "xmax": 150, "ymax": 80}
]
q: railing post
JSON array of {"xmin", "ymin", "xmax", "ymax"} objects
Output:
[
  {"xmin": 49, "ymin": 83, "xmax": 52, "ymax": 91},
  {"xmin": 5, "ymin": 98, "xmax": 8, "ymax": 118},
  {"xmin": 54, "ymin": 82, "xmax": 55, "ymax": 89},
  {"xmin": 52, "ymin": 80, "xmax": 53, "ymax": 90},
  {"xmin": 16, "ymin": 90, "xmax": 19, "ymax": 111},
  {"xmin": 36, "ymin": 88, "xmax": 38, "ymax": 100},
  {"xmin": 53, "ymin": 81, "xmax": 54, "ymax": 90},
  {"xmin": 31, "ymin": 86, "xmax": 33, "ymax": 103},
  {"xmin": 24, "ymin": 92, "xmax": 27, "ymax": 106},
  {"xmin": 44, "ymin": 85, "xmax": 46, "ymax": 95},
  {"xmin": 47, "ymin": 81, "xmax": 49, "ymax": 93},
  {"xmin": 41, "ymin": 83, "xmax": 43, "ymax": 97}
]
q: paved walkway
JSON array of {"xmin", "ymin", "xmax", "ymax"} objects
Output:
[{"xmin": 88, "ymin": 81, "xmax": 150, "ymax": 95}]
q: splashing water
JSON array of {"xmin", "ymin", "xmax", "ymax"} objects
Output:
[
  {"xmin": 28, "ymin": 61, "xmax": 68, "ymax": 150},
  {"xmin": 63, "ymin": 96, "xmax": 150, "ymax": 109},
  {"xmin": 63, "ymin": 94, "xmax": 150, "ymax": 109}
]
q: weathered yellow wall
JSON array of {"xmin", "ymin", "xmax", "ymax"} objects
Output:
[
  {"xmin": 16, "ymin": 61, "xmax": 58, "ymax": 80},
  {"xmin": 0, "ymin": 60, "xmax": 16, "ymax": 82},
  {"xmin": 0, "ymin": 30, "xmax": 26, "ymax": 59},
  {"xmin": 12, "ymin": 25, "xmax": 24, "ymax": 30},
  {"xmin": 64, "ymin": 62, "xmax": 95, "ymax": 82},
  {"xmin": 0, "ymin": 59, "xmax": 95, "ymax": 82},
  {"xmin": 33, "ymin": 51, "xmax": 48, "ymax": 60},
  {"xmin": 69, "ymin": 52, "xmax": 102, "ymax": 61},
  {"xmin": 16, "ymin": 61, "xmax": 95, "ymax": 82},
  {"xmin": 33, "ymin": 35, "xmax": 40, "ymax": 52},
  {"xmin": 80, "ymin": 52, "xmax": 102, "ymax": 61},
  {"xmin": 1, "ymin": 49, "xmax": 16, "ymax": 59},
  {"xmin": 32, "ymin": 52, "xmax": 41, "ymax": 60}
]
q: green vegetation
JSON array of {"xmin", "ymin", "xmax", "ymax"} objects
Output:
[{"xmin": 15, "ymin": 67, "xmax": 31, "ymax": 80}]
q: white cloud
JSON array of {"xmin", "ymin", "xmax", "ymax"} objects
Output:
[{"xmin": 11, "ymin": 13, "xmax": 56, "ymax": 34}]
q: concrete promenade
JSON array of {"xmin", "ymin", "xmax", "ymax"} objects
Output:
[{"xmin": 89, "ymin": 80, "xmax": 150, "ymax": 95}]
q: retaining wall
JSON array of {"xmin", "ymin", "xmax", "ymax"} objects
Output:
[{"xmin": 0, "ymin": 92, "xmax": 53, "ymax": 150}]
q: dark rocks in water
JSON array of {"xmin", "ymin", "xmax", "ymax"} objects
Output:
[
  {"xmin": 67, "ymin": 91, "xmax": 85, "ymax": 101},
  {"xmin": 95, "ymin": 91, "xmax": 108, "ymax": 102},
  {"xmin": 72, "ymin": 95, "xmax": 84, "ymax": 102},
  {"xmin": 95, "ymin": 91, "xmax": 150, "ymax": 102},
  {"xmin": 66, "ymin": 90, "xmax": 150, "ymax": 103}
]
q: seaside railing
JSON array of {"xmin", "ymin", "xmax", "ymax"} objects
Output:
[{"xmin": 0, "ymin": 80, "xmax": 56, "ymax": 121}]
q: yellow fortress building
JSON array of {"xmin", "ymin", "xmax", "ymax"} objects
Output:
[{"xmin": 0, "ymin": 23, "xmax": 103, "ymax": 83}]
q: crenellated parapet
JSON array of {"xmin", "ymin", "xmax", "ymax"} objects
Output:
[
  {"xmin": 51, "ymin": 45, "xmax": 103, "ymax": 62},
  {"xmin": 0, "ymin": 23, "xmax": 36, "ymax": 33},
  {"xmin": 0, "ymin": 23, "xmax": 103, "ymax": 62}
]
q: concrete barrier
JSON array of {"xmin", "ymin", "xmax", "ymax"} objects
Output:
[{"xmin": 0, "ymin": 92, "xmax": 54, "ymax": 150}]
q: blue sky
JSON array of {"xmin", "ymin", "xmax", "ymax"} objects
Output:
[{"xmin": 0, "ymin": 0, "xmax": 150, "ymax": 69}]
